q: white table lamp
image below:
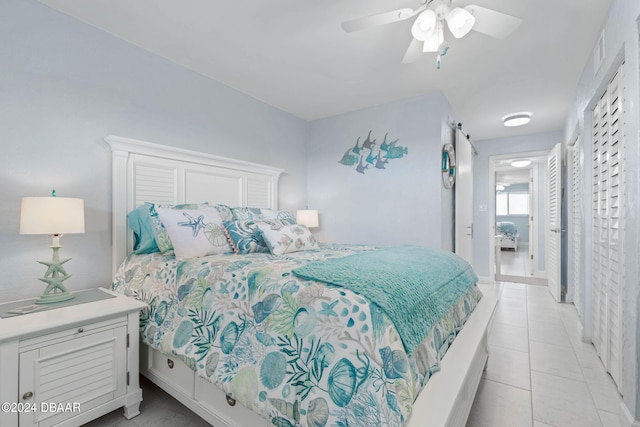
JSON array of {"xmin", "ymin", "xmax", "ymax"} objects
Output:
[
  {"xmin": 20, "ymin": 192, "xmax": 85, "ymax": 304},
  {"xmin": 296, "ymin": 210, "xmax": 319, "ymax": 228}
]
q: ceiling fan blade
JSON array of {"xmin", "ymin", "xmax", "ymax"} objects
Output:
[
  {"xmin": 402, "ymin": 38, "xmax": 424, "ymax": 64},
  {"xmin": 464, "ymin": 5, "xmax": 522, "ymax": 39},
  {"xmin": 342, "ymin": 8, "xmax": 416, "ymax": 33}
]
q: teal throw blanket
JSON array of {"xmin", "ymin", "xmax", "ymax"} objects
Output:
[{"xmin": 292, "ymin": 245, "xmax": 478, "ymax": 354}]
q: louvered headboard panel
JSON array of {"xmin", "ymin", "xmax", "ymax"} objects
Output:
[{"xmin": 106, "ymin": 135, "xmax": 283, "ymax": 274}]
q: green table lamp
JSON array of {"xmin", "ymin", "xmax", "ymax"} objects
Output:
[{"xmin": 20, "ymin": 191, "xmax": 85, "ymax": 304}]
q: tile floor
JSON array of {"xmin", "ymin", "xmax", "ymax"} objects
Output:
[
  {"xmin": 466, "ymin": 282, "xmax": 623, "ymax": 427},
  {"xmin": 85, "ymin": 282, "xmax": 623, "ymax": 427},
  {"xmin": 498, "ymin": 244, "xmax": 532, "ymax": 276}
]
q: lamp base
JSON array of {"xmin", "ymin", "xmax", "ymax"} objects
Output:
[
  {"xmin": 35, "ymin": 240, "xmax": 75, "ymax": 304},
  {"xmin": 36, "ymin": 291, "xmax": 74, "ymax": 304}
]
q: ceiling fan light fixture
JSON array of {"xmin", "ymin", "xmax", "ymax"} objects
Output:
[
  {"xmin": 422, "ymin": 22, "xmax": 444, "ymax": 52},
  {"xmin": 503, "ymin": 112, "xmax": 532, "ymax": 127},
  {"xmin": 446, "ymin": 7, "xmax": 476, "ymax": 39},
  {"xmin": 411, "ymin": 9, "xmax": 437, "ymax": 41}
]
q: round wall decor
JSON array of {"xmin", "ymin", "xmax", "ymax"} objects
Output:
[{"xmin": 442, "ymin": 143, "xmax": 456, "ymax": 189}]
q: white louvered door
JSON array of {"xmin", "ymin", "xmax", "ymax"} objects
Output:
[
  {"xmin": 570, "ymin": 139, "xmax": 582, "ymax": 314},
  {"xmin": 591, "ymin": 62, "xmax": 625, "ymax": 391},
  {"xmin": 546, "ymin": 143, "xmax": 562, "ymax": 302}
]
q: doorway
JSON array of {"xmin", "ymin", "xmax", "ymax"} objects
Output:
[{"xmin": 489, "ymin": 151, "xmax": 548, "ymax": 285}]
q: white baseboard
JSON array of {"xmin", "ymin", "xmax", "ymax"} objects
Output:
[
  {"xmin": 620, "ymin": 401, "xmax": 640, "ymax": 427},
  {"xmin": 477, "ymin": 276, "xmax": 493, "ymax": 284}
]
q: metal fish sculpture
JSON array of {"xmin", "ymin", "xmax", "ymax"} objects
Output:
[
  {"xmin": 352, "ymin": 137, "xmax": 362, "ymax": 155},
  {"xmin": 355, "ymin": 157, "xmax": 370, "ymax": 174},
  {"xmin": 362, "ymin": 130, "xmax": 376, "ymax": 149},
  {"xmin": 379, "ymin": 133, "xmax": 390, "ymax": 151},
  {"xmin": 380, "ymin": 137, "xmax": 399, "ymax": 152},
  {"xmin": 384, "ymin": 145, "xmax": 408, "ymax": 159},
  {"xmin": 365, "ymin": 148, "xmax": 378, "ymax": 165},
  {"xmin": 338, "ymin": 149, "xmax": 359, "ymax": 166},
  {"xmin": 375, "ymin": 156, "xmax": 389, "ymax": 169}
]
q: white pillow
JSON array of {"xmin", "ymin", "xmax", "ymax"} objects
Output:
[
  {"xmin": 156, "ymin": 206, "xmax": 232, "ymax": 258},
  {"xmin": 256, "ymin": 223, "xmax": 319, "ymax": 255}
]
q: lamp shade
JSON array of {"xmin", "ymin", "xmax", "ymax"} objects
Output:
[
  {"xmin": 20, "ymin": 197, "xmax": 85, "ymax": 235},
  {"xmin": 296, "ymin": 210, "xmax": 319, "ymax": 228},
  {"xmin": 446, "ymin": 7, "xmax": 476, "ymax": 39},
  {"xmin": 411, "ymin": 9, "xmax": 437, "ymax": 41}
]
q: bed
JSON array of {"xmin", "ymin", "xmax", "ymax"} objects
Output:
[
  {"xmin": 106, "ymin": 135, "xmax": 497, "ymax": 427},
  {"xmin": 496, "ymin": 221, "xmax": 518, "ymax": 251}
]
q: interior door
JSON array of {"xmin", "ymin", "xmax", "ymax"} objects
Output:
[
  {"xmin": 528, "ymin": 168, "xmax": 535, "ymax": 276},
  {"xmin": 455, "ymin": 129, "xmax": 473, "ymax": 265},
  {"xmin": 546, "ymin": 143, "xmax": 562, "ymax": 302}
]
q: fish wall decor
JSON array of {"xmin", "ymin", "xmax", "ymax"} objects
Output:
[{"xmin": 338, "ymin": 131, "xmax": 408, "ymax": 174}]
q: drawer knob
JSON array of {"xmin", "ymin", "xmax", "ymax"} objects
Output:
[
  {"xmin": 226, "ymin": 395, "xmax": 236, "ymax": 407},
  {"xmin": 167, "ymin": 359, "xmax": 174, "ymax": 369},
  {"xmin": 77, "ymin": 327, "xmax": 84, "ymax": 333},
  {"xmin": 22, "ymin": 392, "xmax": 33, "ymax": 401}
]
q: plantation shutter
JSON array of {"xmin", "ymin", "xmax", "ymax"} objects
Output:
[
  {"xmin": 570, "ymin": 139, "xmax": 581, "ymax": 315},
  {"xmin": 590, "ymin": 62, "xmax": 625, "ymax": 392}
]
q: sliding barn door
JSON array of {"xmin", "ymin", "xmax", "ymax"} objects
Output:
[
  {"xmin": 455, "ymin": 129, "xmax": 474, "ymax": 266},
  {"xmin": 591, "ymin": 62, "xmax": 625, "ymax": 391},
  {"xmin": 546, "ymin": 143, "xmax": 562, "ymax": 302}
]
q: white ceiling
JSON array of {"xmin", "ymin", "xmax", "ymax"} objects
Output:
[{"xmin": 39, "ymin": 0, "xmax": 612, "ymax": 140}]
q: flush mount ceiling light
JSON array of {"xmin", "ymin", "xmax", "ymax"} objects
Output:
[
  {"xmin": 503, "ymin": 112, "xmax": 532, "ymax": 127},
  {"xmin": 342, "ymin": 0, "xmax": 523, "ymax": 68},
  {"xmin": 511, "ymin": 159, "xmax": 532, "ymax": 168}
]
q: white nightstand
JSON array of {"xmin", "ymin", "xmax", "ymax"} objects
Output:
[{"xmin": 0, "ymin": 288, "xmax": 146, "ymax": 427}]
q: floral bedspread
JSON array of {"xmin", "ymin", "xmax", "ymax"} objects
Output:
[{"xmin": 112, "ymin": 244, "xmax": 482, "ymax": 427}]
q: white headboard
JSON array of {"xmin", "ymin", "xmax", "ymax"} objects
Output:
[{"xmin": 106, "ymin": 135, "xmax": 284, "ymax": 274}]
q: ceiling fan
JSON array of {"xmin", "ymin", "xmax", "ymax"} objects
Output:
[{"xmin": 341, "ymin": 0, "xmax": 522, "ymax": 68}]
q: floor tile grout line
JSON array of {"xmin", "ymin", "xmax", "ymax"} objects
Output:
[{"xmin": 525, "ymin": 282, "xmax": 535, "ymax": 427}]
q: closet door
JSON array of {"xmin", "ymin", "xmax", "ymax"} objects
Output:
[
  {"xmin": 591, "ymin": 62, "xmax": 625, "ymax": 391},
  {"xmin": 570, "ymin": 139, "xmax": 581, "ymax": 314}
]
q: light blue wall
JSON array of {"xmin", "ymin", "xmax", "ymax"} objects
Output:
[
  {"xmin": 473, "ymin": 131, "xmax": 561, "ymax": 278},
  {"xmin": 0, "ymin": 0, "xmax": 308, "ymax": 302},
  {"xmin": 307, "ymin": 93, "xmax": 456, "ymax": 249},
  {"xmin": 563, "ymin": 0, "xmax": 640, "ymax": 419}
]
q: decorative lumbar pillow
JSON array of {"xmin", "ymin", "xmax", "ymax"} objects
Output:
[
  {"xmin": 223, "ymin": 219, "xmax": 290, "ymax": 254},
  {"xmin": 156, "ymin": 206, "xmax": 232, "ymax": 258},
  {"xmin": 256, "ymin": 223, "xmax": 319, "ymax": 255},
  {"xmin": 149, "ymin": 203, "xmax": 209, "ymax": 253}
]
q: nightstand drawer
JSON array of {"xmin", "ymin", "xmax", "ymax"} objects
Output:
[{"xmin": 19, "ymin": 316, "xmax": 127, "ymax": 352}]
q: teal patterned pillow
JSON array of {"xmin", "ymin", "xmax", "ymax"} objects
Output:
[
  {"xmin": 156, "ymin": 206, "xmax": 232, "ymax": 257},
  {"xmin": 257, "ymin": 223, "xmax": 319, "ymax": 255},
  {"xmin": 128, "ymin": 203, "xmax": 160, "ymax": 254},
  {"xmin": 214, "ymin": 204, "xmax": 234, "ymax": 222},
  {"xmin": 230, "ymin": 207, "xmax": 264, "ymax": 220},
  {"xmin": 223, "ymin": 219, "xmax": 288, "ymax": 254}
]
